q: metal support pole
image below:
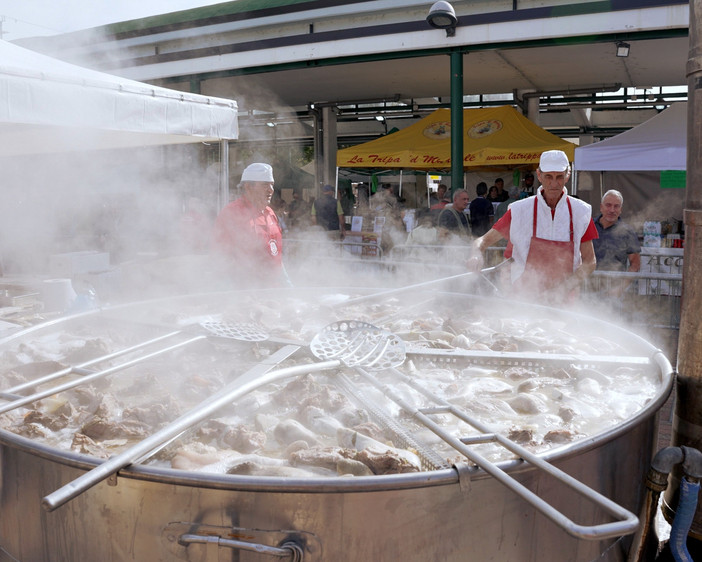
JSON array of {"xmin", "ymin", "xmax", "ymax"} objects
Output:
[
  {"xmin": 527, "ymin": 96, "xmax": 540, "ymax": 125},
  {"xmin": 450, "ymin": 50, "xmax": 464, "ymax": 195},
  {"xmin": 310, "ymin": 107, "xmax": 322, "ymax": 191},
  {"xmin": 322, "ymin": 106, "xmax": 338, "ymax": 189},
  {"xmin": 218, "ymin": 139, "xmax": 230, "ymax": 210},
  {"xmin": 665, "ymin": 0, "xmax": 702, "ymax": 540}
]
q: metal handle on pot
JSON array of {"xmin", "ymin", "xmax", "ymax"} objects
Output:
[
  {"xmin": 161, "ymin": 522, "xmax": 321, "ymax": 561},
  {"xmin": 451, "ymin": 415, "xmax": 639, "ymax": 540},
  {"xmin": 352, "ymin": 365, "xmax": 640, "ymax": 540},
  {"xmin": 179, "ymin": 534, "xmax": 304, "ymax": 560}
]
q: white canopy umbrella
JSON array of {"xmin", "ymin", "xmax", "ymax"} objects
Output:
[
  {"xmin": 573, "ymin": 103, "xmax": 686, "ymax": 222},
  {"xmin": 574, "ymin": 103, "xmax": 686, "ymax": 172},
  {"xmin": 0, "ymin": 40, "xmax": 238, "ymax": 155}
]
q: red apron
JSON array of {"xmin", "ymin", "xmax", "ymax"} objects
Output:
[{"xmin": 519, "ymin": 197, "xmax": 575, "ymax": 294}]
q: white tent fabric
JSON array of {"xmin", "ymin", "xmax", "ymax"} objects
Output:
[
  {"xmin": 0, "ymin": 40, "xmax": 238, "ymax": 155},
  {"xmin": 574, "ymin": 103, "xmax": 686, "ymax": 172}
]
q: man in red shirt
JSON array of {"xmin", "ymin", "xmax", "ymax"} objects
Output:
[
  {"xmin": 212, "ymin": 163, "xmax": 290, "ymax": 287},
  {"xmin": 472, "ymin": 150, "xmax": 598, "ymax": 302}
]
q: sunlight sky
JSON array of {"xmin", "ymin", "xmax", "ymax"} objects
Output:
[{"xmin": 0, "ymin": 0, "xmax": 229, "ymax": 40}]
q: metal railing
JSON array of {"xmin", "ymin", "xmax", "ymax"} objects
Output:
[
  {"xmin": 285, "ymin": 236, "xmax": 383, "ymax": 261},
  {"xmin": 283, "ymin": 238, "xmax": 682, "ymax": 338},
  {"xmin": 387, "ymin": 244, "xmax": 472, "ymax": 263},
  {"xmin": 583, "ymin": 270, "xmax": 682, "ymax": 332},
  {"xmin": 386, "ymin": 245, "xmax": 682, "ymax": 333}
]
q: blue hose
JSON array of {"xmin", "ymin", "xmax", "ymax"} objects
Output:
[{"xmin": 670, "ymin": 477, "xmax": 700, "ymax": 562}]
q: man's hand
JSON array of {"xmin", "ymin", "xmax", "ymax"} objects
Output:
[
  {"xmin": 467, "ymin": 237, "xmax": 487, "ymax": 271},
  {"xmin": 467, "ymin": 254, "xmax": 483, "ymax": 272}
]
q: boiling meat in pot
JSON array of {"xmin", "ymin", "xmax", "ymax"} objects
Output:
[{"xmin": 0, "ymin": 291, "xmax": 662, "ymax": 477}]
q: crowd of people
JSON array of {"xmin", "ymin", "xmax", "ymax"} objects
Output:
[{"xmin": 201, "ymin": 150, "xmax": 645, "ymax": 301}]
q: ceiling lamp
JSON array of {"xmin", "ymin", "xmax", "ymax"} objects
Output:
[
  {"xmin": 426, "ymin": 1, "xmax": 458, "ymax": 37},
  {"xmin": 616, "ymin": 41, "xmax": 630, "ymax": 58}
]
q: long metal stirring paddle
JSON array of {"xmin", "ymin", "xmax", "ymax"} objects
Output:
[
  {"xmin": 0, "ymin": 321, "xmax": 269, "ymax": 416},
  {"xmin": 339, "ymin": 260, "xmax": 511, "ymax": 307},
  {"xmin": 42, "ymin": 321, "xmax": 405, "ymax": 512}
]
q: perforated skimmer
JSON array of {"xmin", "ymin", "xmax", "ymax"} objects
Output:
[
  {"xmin": 309, "ymin": 320, "xmax": 405, "ymax": 371},
  {"xmin": 199, "ymin": 320, "xmax": 269, "ymax": 342}
]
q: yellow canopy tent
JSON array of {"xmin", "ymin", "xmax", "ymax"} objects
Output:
[{"xmin": 337, "ymin": 106, "xmax": 575, "ymax": 170}]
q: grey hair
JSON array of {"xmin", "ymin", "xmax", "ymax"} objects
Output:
[
  {"xmin": 452, "ymin": 189, "xmax": 469, "ymax": 202},
  {"xmin": 602, "ymin": 189, "xmax": 623, "ymax": 204}
]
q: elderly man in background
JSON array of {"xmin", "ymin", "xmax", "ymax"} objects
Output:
[
  {"xmin": 592, "ymin": 189, "xmax": 641, "ymax": 297},
  {"xmin": 472, "ymin": 150, "xmax": 598, "ymax": 302},
  {"xmin": 212, "ymin": 162, "xmax": 291, "ymax": 287},
  {"xmin": 438, "ymin": 189, "xmax": 471, "ymax": 240},
  {"xmin": 593, "ymin": 190, "xmax": 641, "ymax": 272}
]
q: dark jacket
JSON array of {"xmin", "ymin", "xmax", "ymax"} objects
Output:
[
  {"xmin": 468, "ymin": 197, "xmax": 494, "ymax": 236},
  {"xmin": 438, "ymin": 207, "xmax": 470, "ymax": 237},
  {"xmin": 313, "ymin": 195, "xmax": 340, "ymax": 230}
]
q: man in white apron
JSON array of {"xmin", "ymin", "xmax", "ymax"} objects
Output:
[{"xmin": 471, "ymin": 150, "xmax": 598, "ymax": 302}]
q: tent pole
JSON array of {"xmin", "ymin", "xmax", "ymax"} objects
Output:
[
  {"xmin": 219, "ymin": 139, "xmax": 230, "ymax": 210},
  {"xmin": 450, "ymin": 51, "xmax": 464, "ymax": 195},
  {"xmin": 424, "ymin": 177, "xmax": 431, "ymax": 208}
]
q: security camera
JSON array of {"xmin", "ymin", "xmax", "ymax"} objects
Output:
[{"xmin": 426, "ymin": 1, "xmax": 458, "ymax": 37}]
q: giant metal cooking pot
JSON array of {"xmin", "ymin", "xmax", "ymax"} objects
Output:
[{"xmin": 0, "ymin": 289, "xmax": 674, "ymax": 561}]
